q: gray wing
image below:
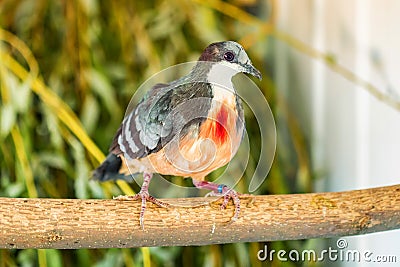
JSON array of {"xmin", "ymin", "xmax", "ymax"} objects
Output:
[{"xmin": 110, "ymin": 81, "xmax": 213, "ymax": 159}]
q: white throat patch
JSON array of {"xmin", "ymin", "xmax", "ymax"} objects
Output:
[
  {"xmin": 206, "ymin": 61, "xmax": 242, "ymax": 93},
  {"xmin": 206, "ymin": 61, "xmax": 242, "ymax": 105}
]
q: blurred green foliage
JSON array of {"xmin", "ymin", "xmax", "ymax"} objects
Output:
[{"xmin": 0, "ymin": 0, "xmax": 317, "ymax": 266}]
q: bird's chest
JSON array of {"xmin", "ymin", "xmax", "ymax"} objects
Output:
[
  {"xmin": 199, "ymin": 88, "xmax": 242, "ymax": 146},
  {"xmin": 176, "ymin": 87, "xmax": 243, "ymax": 175},
  {"xmin": 146, "ymin": 86, "xmax": 244, "ymax": 179}
]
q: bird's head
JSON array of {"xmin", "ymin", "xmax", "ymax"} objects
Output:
[{"xmin": 198, "ymin": 41, "xmax": 262, "ymax": 80}]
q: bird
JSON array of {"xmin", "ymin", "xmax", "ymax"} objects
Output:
[{"xmin": 92, "ymin": 41, "xmax": 262, "ymax": 228}]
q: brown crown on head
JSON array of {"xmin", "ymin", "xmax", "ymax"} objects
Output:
[{"xmin": 198, "ymin": 42, "xmax": 226, "ymax": 62}]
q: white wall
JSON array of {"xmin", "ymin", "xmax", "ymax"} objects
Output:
[{"xmin": 274, "ymin": 0, "xmax": 400, "ymax": 266}]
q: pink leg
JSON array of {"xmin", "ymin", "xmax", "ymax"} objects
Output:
[
  {"xmin": 114, "ymin": 172, "xmax": 168, "ymax": 229},
  {"xmin": 192, "ymin": 179, "xmax": 240, "ymax": 222}
]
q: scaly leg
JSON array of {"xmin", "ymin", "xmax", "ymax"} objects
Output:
[
  {"xmin": 114, "ymin": 172, "xmax": 169, "ymax": 229},
  {"xmin": 192, "ymin": 179, "xmax": 240, "ymax": 222}
]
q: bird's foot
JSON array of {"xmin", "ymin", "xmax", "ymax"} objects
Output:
[
  {"xmin": 193, "ymin": 180, "xmax": 240, "ymax": 222},
  {"xmin": 209, "ymin": 186, "xmax": 240, "ymax": 222},
  {"xmin": 114, "ymin": 191, "xmax": 169, "ymax": 229}
]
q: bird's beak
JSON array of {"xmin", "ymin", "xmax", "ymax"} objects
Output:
[{"xmin": 243, "ymin": 63, "xmax": 262, "ymax": 80}]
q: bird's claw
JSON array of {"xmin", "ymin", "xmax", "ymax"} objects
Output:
[
  {"xmin": 204, "ymin": 186, "xmax": 240, "ymax": 223},
  {"xmin": 114, "ymin": 191, "xmax": 168, "ymax": 229},
  {"xmin": 221, "ymin": 188, "xmax": 240, "ymax": 222}
]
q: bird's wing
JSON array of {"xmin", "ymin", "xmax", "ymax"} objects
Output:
[{"xmin": 110, "ymin": 80, "xmax": 213, "ymax": 159}]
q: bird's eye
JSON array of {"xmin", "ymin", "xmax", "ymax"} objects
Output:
[{"xmin": 223, "ymin": 51, "xmax": 235, "ymax": 62}]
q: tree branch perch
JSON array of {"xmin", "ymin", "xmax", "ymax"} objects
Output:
[{"xmin": 1, "ymin": 184, "xmax": 399, "ymax": 249}]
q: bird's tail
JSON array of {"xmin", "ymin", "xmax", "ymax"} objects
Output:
[{"xmin": 92, "ymin": 153, "xmax": 134, "ymax": 182}]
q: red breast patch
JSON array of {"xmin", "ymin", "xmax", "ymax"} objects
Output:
[{"xmin": 214, "ymin": 107, "xmax": 229, "ymax": 144}]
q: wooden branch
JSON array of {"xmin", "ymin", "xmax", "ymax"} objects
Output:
[{"xmin": 1, "ymin": 184, "xmax": 399, "ymax": 249}]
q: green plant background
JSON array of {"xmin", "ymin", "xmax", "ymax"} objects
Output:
[{"xmin": 0, "ymin": 0, "xmax": 319, "ymax": 266}]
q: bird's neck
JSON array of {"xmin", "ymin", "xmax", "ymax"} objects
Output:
[
  {"xmin": 185, "ymin": 61, "xmax": 239, "ymax": 106},
  {"xmin": 188, "ymin": 61, "xmax": 239, "ymax": 91},
  {"xmin": 206, "ymin": 62, "xmax": 239, "ymax": 93}
]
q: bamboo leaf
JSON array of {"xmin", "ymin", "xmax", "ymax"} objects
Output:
[
  {"xmin": 0, "ymin": 103, "xmax": 15, "ymax": 137},
  {"xmin": 84, "ymin": 68, "xmax": 121, "ymax": 118}
]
